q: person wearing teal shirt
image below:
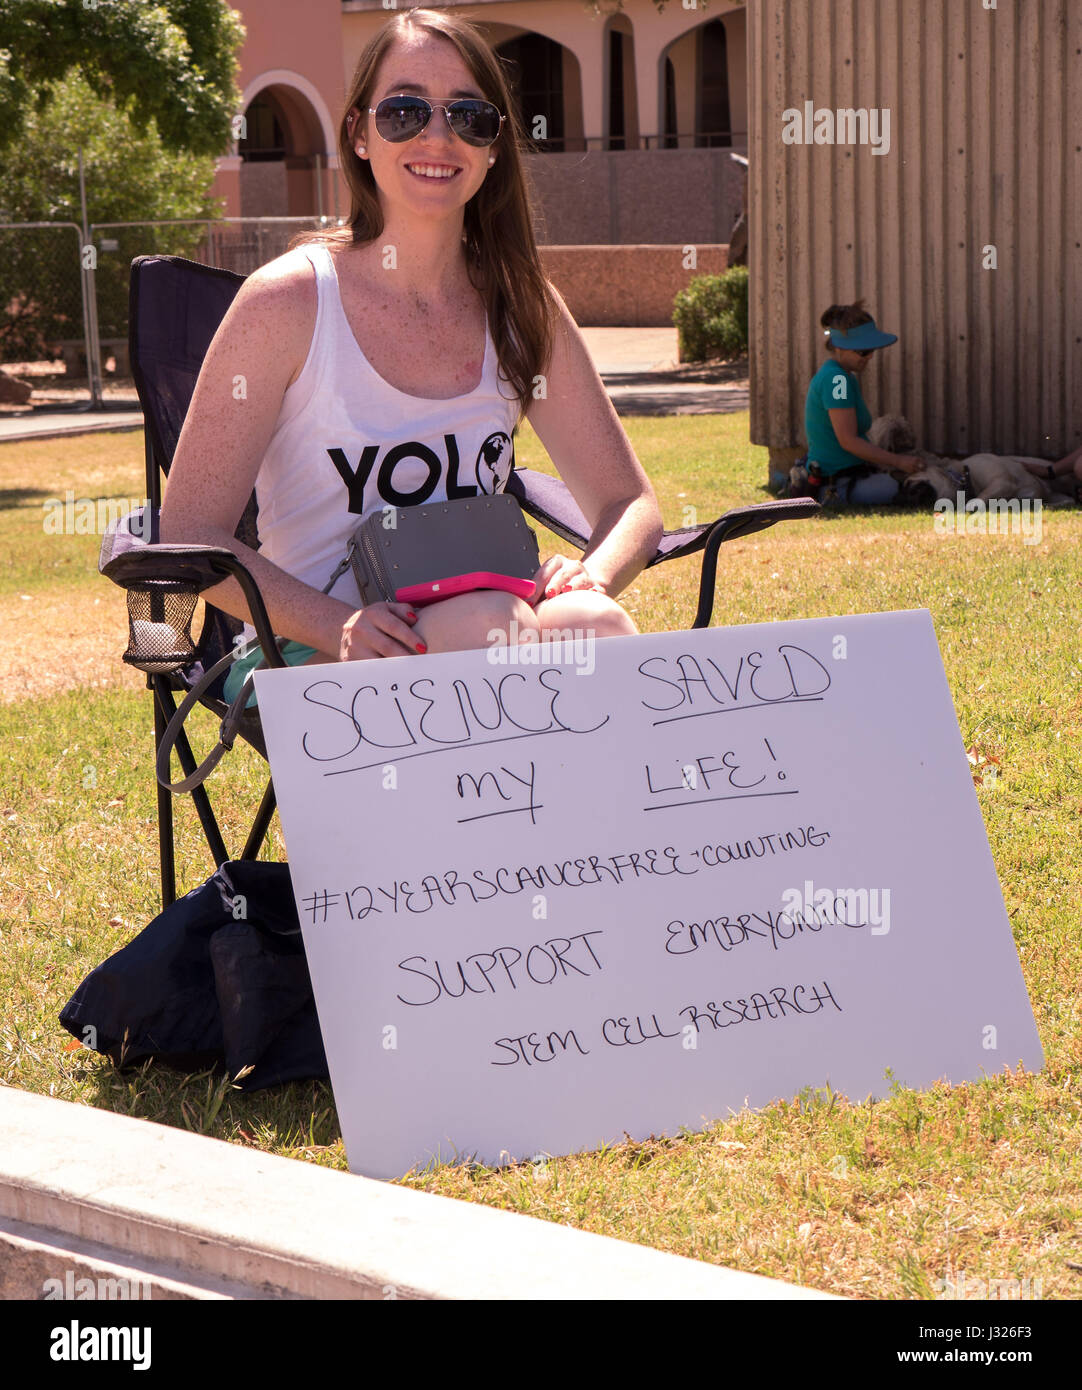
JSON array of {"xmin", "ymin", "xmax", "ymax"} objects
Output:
[{"xmin": 803, "ymin": 301, "xmax": 921, "ymax": 504}]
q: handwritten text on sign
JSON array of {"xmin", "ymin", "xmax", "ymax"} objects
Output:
[{"xmin": 254, "ymin": 610, "xmax": 1043, "ymax": 1179}]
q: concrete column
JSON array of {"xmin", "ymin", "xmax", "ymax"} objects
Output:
[
  {"xmin": 562, "ymin": 46, "xmax": 585, "ymax": 149},
  {"xmin": 723, "ymin": 7, "xmax": 748, "ymax": 145},
  {"xmin": 633, "ymin": 33, "xmax": 665, "ymax": 144},
  {"xmin": 212, "ymin": 156, "xmax": 243, "ymax": 218},
  {"xmin": 569, "ymin": 28, "xmax": 605, "ymax": 144},
  {"xmin": 325, "ymin": 153, "xmax": 342, "ymax": 222},
  {"xmin": 622, "ymin": 31, "xmax": 640, "ymax": 147},
  {"xmin": 668, "ymin": 29, "xmax": 697, "ymax": 149}
]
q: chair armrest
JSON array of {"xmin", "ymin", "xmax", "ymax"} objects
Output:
[
  {"xmin": 650, "ymin": 497, "xmax": 821, "ymax": 567},
  {"xmin": 506, "ymin": 466, "xmax": 591, "ymax": 552},
  {"xmin": 687, "ymin": 499, "xmax": 821, "ymax": 628},
  {"xmin": 508, "ymin": 467, "xmax": 819, "ymax": 566},
  {"xmin": 99, "ymin": 506, "xmax": 284, "ymax": 670}
]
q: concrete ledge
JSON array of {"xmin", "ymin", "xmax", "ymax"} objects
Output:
[
  {"xmin": 0, "ymin": 413, "xmax": 143, "ymax": 444},
  {"xmin": 0, "ymin": 1220, "xmax": 240, "ymax": 1301},
  {"xmin": 0, "ymin": 1087, "xmax": 836, "ymax": 1301}
]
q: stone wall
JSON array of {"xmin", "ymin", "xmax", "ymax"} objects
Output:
[
  {"xmin": 539, "ymin": 245, "xmax": 729, "ymax": 328},
  {"xmin": 524, "ymin": 149, "xmax": 747, "ymax": 248}
]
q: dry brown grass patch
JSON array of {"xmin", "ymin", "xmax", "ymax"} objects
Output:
[{"xmin": 0, "ymin": 587, "xmax": 145, "ymax": 704}]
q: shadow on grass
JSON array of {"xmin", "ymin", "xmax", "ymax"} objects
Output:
[
  {"xmin": 0, "ymin": 486, "xmax": 63, "ymax": 508},
  {"xmin": 756, "ymin": 483, "xmax": 937, "ymax": 523},
  {"xmin": 75, "ymin": 1049, "xmax": 342, "ymax": 1155},
  {"xmin": 810, "ymin": 502, "xmax": 931, "ymax": 523}
]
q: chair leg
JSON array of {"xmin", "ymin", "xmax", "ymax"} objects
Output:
[
  {"xmin": 152, "ymin": 679, "xmax": 176, "ymax": 909},
  {"xmin": 177, "ymin": 727, "xmax": 232, "ymax": 870},
  {"xmin": 693, "ymin": 522, "xmax": 729, "ymax": 628},
  {"xmin": 241, "ymin": 778, "xmax": 277, "ymax": 861}
]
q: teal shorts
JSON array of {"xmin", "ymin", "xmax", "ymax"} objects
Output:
[{"xmin": 223, "ymin": 639, "xmax": 319, "ymax": 711}]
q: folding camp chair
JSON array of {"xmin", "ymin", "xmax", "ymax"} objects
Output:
[{"xmin": 102, "ymin": 254, "xmax": 818, "ymax": 909}]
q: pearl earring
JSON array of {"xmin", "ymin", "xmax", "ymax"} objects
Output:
[
  {"xmin": 357, "ymin": 145, "xmax": 367, "ymax": 157},
  {"xmin": 487, "ymin": 155, "xmax": 495, "ymax": 166}
]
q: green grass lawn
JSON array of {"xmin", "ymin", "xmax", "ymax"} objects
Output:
[{"xmin": 1, "ymin": 420, "xmax": 1080, "ymax": 1300}]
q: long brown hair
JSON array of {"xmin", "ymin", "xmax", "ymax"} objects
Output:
[{"xmin": 292, "ymin": 7, "xmax": 555, "ymax": 418}]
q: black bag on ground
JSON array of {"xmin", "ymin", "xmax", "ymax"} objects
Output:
[{"xmin": 59, "ymin": 861, "xmax": 328, "ymax": 1090}]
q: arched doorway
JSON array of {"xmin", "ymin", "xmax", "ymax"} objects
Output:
[
  {"xmin": 605, "ymin": 14, "xmax": 638, "ymax": 150},
  {"xmin": 660, "ymin": 15, "xmax": 740, "ymax": 150},
  {"xmin": 238, "ymin": 79, "xmax": 333, "ymax": 218},
  {"xmin": 496, "ymin": 33, "xmax": 583, "ymax": 152},
  {"xmin": 697, "ymin": 19, "xmax": 733, "ymax": 147}
]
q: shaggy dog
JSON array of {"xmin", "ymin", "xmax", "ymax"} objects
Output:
[{"xmin": 867, "ymin": 416, "xmax": 1075, "ymax": 506}]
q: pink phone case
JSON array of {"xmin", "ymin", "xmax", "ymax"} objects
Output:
[{"xmin": 395, "ymin": 571, "xmax": 537, "ymax": 608}]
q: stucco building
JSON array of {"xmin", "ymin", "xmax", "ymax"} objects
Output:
[
  {"xmin": 213, "ymin": 0, "xmax": 1080, "ymax": 463},
  {"xmin": 214, "ymin": 0, "xmax": 748, "ymax": 244},
  {"xmin": 748, "ymin": 0, "xmax": 1080, "ymax": 461}
]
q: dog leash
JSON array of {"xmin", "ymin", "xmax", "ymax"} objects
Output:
[{"xmin": 942, "ymin": 464, "xmax": 970, "ymax": 492}]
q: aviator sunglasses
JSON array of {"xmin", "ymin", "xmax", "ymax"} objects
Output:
[{"xmin": 365, "ymin": 94, "xmax": 505, "ymax": 148}]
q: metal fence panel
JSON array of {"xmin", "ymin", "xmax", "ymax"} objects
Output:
[
  {"xmin": 0, "ymin": 217, "xmax": 345, "ymax": 409},
  {"xmin": 0, "ymin": 222, "xmax": 88, "ymax": 392}
]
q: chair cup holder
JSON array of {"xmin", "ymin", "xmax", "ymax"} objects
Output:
[{"xmin": 123, "ymin": 581, "xmax": 199, "ymax": 674}]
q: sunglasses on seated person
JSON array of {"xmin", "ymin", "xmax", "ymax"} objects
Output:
[{"xmin": 365, "ymin": 95, "xmax": 505, "ymax": 148}]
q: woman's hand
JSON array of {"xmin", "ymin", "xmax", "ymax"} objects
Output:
[
  {"xmin": 340, "ymin": 601, "xmax": 424, "ymax": 660},
  {"xmin": 528, "ymin": 555, "xmax": 607, "ymax": 606},
  {"xmin": 893, "ymin": 454, "xmax": 924, "ymax": 476}
]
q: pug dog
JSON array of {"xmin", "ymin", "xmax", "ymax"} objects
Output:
[{"xmin": 866, "ymin": 416, "xmax": 1075, "ymax": 506}]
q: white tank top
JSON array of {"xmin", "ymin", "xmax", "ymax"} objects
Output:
[{"xmin": 243, "ymin": 241, "xmax": 520, "ymax": 641}]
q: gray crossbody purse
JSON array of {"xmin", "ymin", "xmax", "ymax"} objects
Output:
[{"xmin": 324, "ymin": 493, "xmax": 540, "ymax": 606}]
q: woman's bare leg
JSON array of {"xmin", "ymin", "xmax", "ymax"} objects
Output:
[
  {"xmin": 410, "ymin": 589, "xmax": 542, "ymax": 653},
  {"xmin": 296, "ymin": 588, "xmax": 633, "ymax": 670},
  {"xmin": 293, "ymin": 592, "xmax": 537, "ymax": 669},
  {"xmin": 534, "ymin": 588, "xmax": 638, "ymax": 639}
]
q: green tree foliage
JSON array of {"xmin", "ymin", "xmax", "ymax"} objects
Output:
[
  {"xmin": 0, "ymin": 71, "xmax": 223, "ymax": 358},
  {"xmin": 672, "ymin": 266, "xmax": 749, "ymax": 363},
  {"xmin": 0, "ymin": 68, "xmax": 222, "ymax": 225},
  {"xmin": 0, "ymin": 0, "xmax": 244, "ymax": 156}
]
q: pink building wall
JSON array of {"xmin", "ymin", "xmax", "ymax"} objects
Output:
[
  {"xmin": 215, "ymin": 0, "xmax": 348, "ymax": 218},
  {"xmin": 209, "ymin": 1, "xmax": 744, "ymax": 321},
  {"xmin": 214, "ymin": 0, "xmax": 746, "ymax": 229}
]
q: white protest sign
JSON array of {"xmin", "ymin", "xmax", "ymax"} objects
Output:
[{"xmin": 254, "ymin": 609, "xmax": 1043, "ymax": 1180}]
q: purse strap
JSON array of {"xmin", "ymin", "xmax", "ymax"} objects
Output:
[
  {"xmin": 156, "ymin": 543, "xmax": 360, "ymax": 797},
  {"xmin": 155, "ymin": 647, "xmax": 259, "ymax": 794},
  {"xmin": 323, "ymin": 544, "xmax": 355, "ymax": 597}
]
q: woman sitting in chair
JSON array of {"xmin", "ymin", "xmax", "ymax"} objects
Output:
[
  {"xmin": 802, "ymin": 300, "xmax": 922, "ymax": 506},
  {"xmin": 160, "ymin": 8, "xmax": 662, "ymax": 705}
]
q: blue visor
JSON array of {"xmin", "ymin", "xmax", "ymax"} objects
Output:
[{"xmin": 828, "ymin": 318, "xmax": 898, "ymax": 350}]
